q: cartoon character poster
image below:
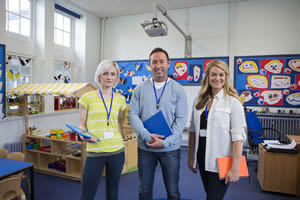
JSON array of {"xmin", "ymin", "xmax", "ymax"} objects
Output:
[
  {"xmin": 287, "ymin": 59, "xmax": 300, "ymax": 73},
  {"xmin": 286, "ymin": 92, "xmax": 300, "ymax": 106},
  {"xmin": 261, "ymin": 59, "xmax": 284, "ymax": 74},
  {"xmin": 174, "ymin": 61, "xmax": 188, "ymax": 80},
  {"xmin": 260, "ymin": 90, "xmax": 283, "ymax": 106},
  {"xmin": 234, "ymin": 55, "xmax": 300, "ymax": 108},
  {"xmin": 115, "ymin": 57, "xmax": 229, "ymax": 103},
  {"xmin": 246, "ymin": 75, "xmax": 268, "ymax": 89},
  {"xmin": 296, "ymin": 75, "xmax": 300, "ymax": 90},
  {"xmin": 188, "ymin": 64, "xmax": 202, "ymax": 84},
  {"xmin": 237, "ymin": 58, "xmax": 259, "ymax": 74},
  {"xmin": 270, "ymin": 75, "xmax": 290, "ymax": 89}
]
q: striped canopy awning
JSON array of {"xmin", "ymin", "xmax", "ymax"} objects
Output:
[{"xmin": 6, "ymin": 83, "xmax": 96, "ymax": 97}]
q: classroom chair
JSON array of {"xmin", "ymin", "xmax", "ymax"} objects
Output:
[
  {"xmin": 0, "ymin": 176, "xmax": 26, "ymax": 200},
  {"xmin": 6, "ymin": 152, "xmax": 31, "ymax": 195},
  {"xmin": 246, "ymin": 111, "xmax": 281, "ymax": 154},
  {"xmin": 7, "ymin": 152, "xmax": 25, "ymax": 161},
  {"xmin": 0, "ymin": 148, "xmax": 9, "ymax": 158},
  {"xmin": 245, "ymin": 111, "xmax": 282, "ymax": 172}
]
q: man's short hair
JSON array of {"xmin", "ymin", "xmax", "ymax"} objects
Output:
[{"xmin": 149, "ymin": 47, "xmax": 169, "ymax": 61}]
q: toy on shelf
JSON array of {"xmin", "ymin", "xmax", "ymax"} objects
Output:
[
  {"xmin": 50, "ymin": 129, "xmax": 64, "ymax": 139},
  {"xmin": 48, "ymin": 158, "xmax": 66, "ymax": 172}
]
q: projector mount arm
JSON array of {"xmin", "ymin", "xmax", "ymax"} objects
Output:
[{"xmin": 156, "ymin": 4, "xmax": 192, "ymax": 58}]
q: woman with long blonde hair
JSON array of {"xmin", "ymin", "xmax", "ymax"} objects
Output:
[{"xmin": 188, "ymin": 60, "xmax": 246, "ymax": 199}]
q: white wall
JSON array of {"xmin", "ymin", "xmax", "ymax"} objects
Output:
[
  {"xmin": 1, "ymin": 0, "xmax": 300, "ymax": 148},
  {"xmin": 103, "ymin": 0, "xmax": 300, "ymax": 126},
  {"xmin": 103, "ymin": 4, "xmax": 229, "ymax": 60},
  {"xmin": 0, "ymin": 0, "xmax": 101, "ymax": 148},
  {"xmin": 84, "ymin": 12, "xmax": 101, "ymax": 83}
]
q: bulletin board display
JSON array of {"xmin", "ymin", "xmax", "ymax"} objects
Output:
[
  {"xmin": 234, "ymin": 55, "xmax": 300, "ymax": 108},
  {"xmin": 0, "ymin": 44, "xmax": 6, "ymax": 119},
  {"xmin": 115, "ymin": 57, "xmax": 229, "ymax": 103}
]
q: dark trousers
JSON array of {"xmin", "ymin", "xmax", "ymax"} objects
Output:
[
  {"xmin": 138, "ymin": 148, "xmax": 181, "ymax": 200},
  {"xmin": 81, "ymin": 152, "xmax": 125, "ymax": 200},
  {"xmin": 197, "ymin": 137, "xmax": 229, "ymax": 200}
]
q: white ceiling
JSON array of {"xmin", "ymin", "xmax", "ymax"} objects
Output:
[{"xmin": 69, "ymin": 0, "xmax": 246, "ymax": 18}]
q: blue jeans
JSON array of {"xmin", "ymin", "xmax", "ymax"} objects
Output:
[
  {"xmin": 138, "ymin": 148, "xmax": 181, "ymax": 200},
  {"xmin": 81, "ymin": 151, "xmax": 125, "ymax": 200}
]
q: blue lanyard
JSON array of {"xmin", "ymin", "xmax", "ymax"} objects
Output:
[
  {"xmin": 99, "ymin": 89, "xmax": 113, "ymax": 126},
  {"xmin": 205, "ymin": 103, "xmax": 209, "ymax": 119},
  {"xmin": 152, "ymin": 78, "xmax": 168, "ymax": 109}
]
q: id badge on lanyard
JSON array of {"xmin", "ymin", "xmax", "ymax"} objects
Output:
[{"xmin": 104, "ymin": 131, "xmax": 114, "ymax": 139}]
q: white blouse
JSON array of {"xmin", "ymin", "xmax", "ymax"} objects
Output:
[{"xmin": 189, "ymin": 89, "xmax": 246, "ymax": 172}]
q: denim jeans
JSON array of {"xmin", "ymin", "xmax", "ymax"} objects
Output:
[
  {"xmin": 81, "ymin": 151, "xmax": 125, "ymax": 200},
  {"xmin": 138, "ymin": 148, "xmax": 181, "ymax": 200}
]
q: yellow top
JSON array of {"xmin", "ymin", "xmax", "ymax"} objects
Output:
[{"xmin": 78, "ymin": 90, "xmax": 127, "ymax": 153}]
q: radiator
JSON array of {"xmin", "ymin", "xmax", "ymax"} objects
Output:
[
  {"xmin": 257, "ymin": 114, "xmax": 300, "ymax": 142},
  {"xmin": 4, "ymin": 141, "xmax": 23, "ymax": 153}
]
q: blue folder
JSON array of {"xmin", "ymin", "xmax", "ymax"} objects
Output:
[
  {"xmin": 143, "ymin": 111, "xmax": 173, "ymax": 147},
  {"xmin": 66, "ymin": 124, "xmax": 100, "ymax": 141}
]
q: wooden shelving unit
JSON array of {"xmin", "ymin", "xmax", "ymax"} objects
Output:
[
  {"xmin": 24, "ymin": 135, "xmax": 87, "ymax": 181},
  {"xmin": 6, "ymin": 95, "xmax": 45, "ymax": 116}
]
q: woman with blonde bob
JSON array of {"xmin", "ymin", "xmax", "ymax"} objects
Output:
[
  {"xmin": 188, "ymin": 60, "xmax": 246, "ymax": 199},
  {"xmin": 79, "ymin": 60, "xmax": 127, "ymax": 200}
]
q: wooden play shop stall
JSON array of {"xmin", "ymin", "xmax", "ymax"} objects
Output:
[{"xmin": 6, "ymin": 83, "xmax": 96, "ymax": 181}]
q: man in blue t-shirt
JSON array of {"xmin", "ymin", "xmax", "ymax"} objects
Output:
[{"xmin": 129, "ymin": 47, "xmax": 188, "ymax": 200}]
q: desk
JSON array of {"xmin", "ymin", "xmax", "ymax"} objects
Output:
[
  {"xmin": 287, "ymin": 135, "xmax": 300, "ymax": 144},
  {"xmin": 287, "ymin": 135, "xmax": 300, "ymax": 197},
  {"xmin": 257, "ymin": 137, "xmax": 300, "ymax": 197},
  {"xmin": 0, "ymin": 158, "xmax": 34, "ymax": 200}
]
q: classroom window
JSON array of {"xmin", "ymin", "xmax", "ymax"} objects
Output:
[
  {"xmin": 6, "ymin": 0, "xmax": 31, "ymax": 37},
  {"xmin": 6, "ymin": 54, "xmax": 32, "ymax": 91},
  {"xmin": 54, "ymin": 12, "xmax": 72, "ymax": 47}
]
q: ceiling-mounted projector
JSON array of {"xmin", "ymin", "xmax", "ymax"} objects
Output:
[{"xmin": 141, "ymin": 18, "xmax": 168, "ymax": 37}]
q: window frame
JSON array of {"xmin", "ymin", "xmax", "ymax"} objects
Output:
[
  {"xmin": 54, "ymin": 10, "xmax": 73, "ymax": 48},
  {"xmin": 5, "ymin": 0, "xmax": 33, "ymax": 38}
]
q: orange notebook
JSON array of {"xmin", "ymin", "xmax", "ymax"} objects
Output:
[{"xmin": 217, "ymin": 156, "xmax": 249, "ymax": 180}]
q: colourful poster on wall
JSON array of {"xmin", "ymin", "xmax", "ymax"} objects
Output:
[
  {"xmin": 234, "ymin": 55, "xmax": 300, "ymax": 108},
  {"xmin": 116, "ymin": 57, "xmax": 229, "ymax": 103},
  {"xmin": 0, "ymin": 44, "xmax": 6, "ymax": 119}
]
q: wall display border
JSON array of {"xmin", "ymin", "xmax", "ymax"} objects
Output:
[
  {"xmin": 115, "ymin": 57, "xmax": 229, "ymax": 103},
  {"xmin": 0, "ymin": 44, "xmax": 6, "ymax": 119},
  {"xmin": 234, "ymin": 54, "xmax": 300, "ymax": 108}
]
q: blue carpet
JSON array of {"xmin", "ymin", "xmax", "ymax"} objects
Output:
[
  {"xmin": 154, "ymin": 199, "xmax": 191, "ymax": 200},
  {"xmin": 24, "ymin": 147, "xmax": 300, "ymax": 200}
]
